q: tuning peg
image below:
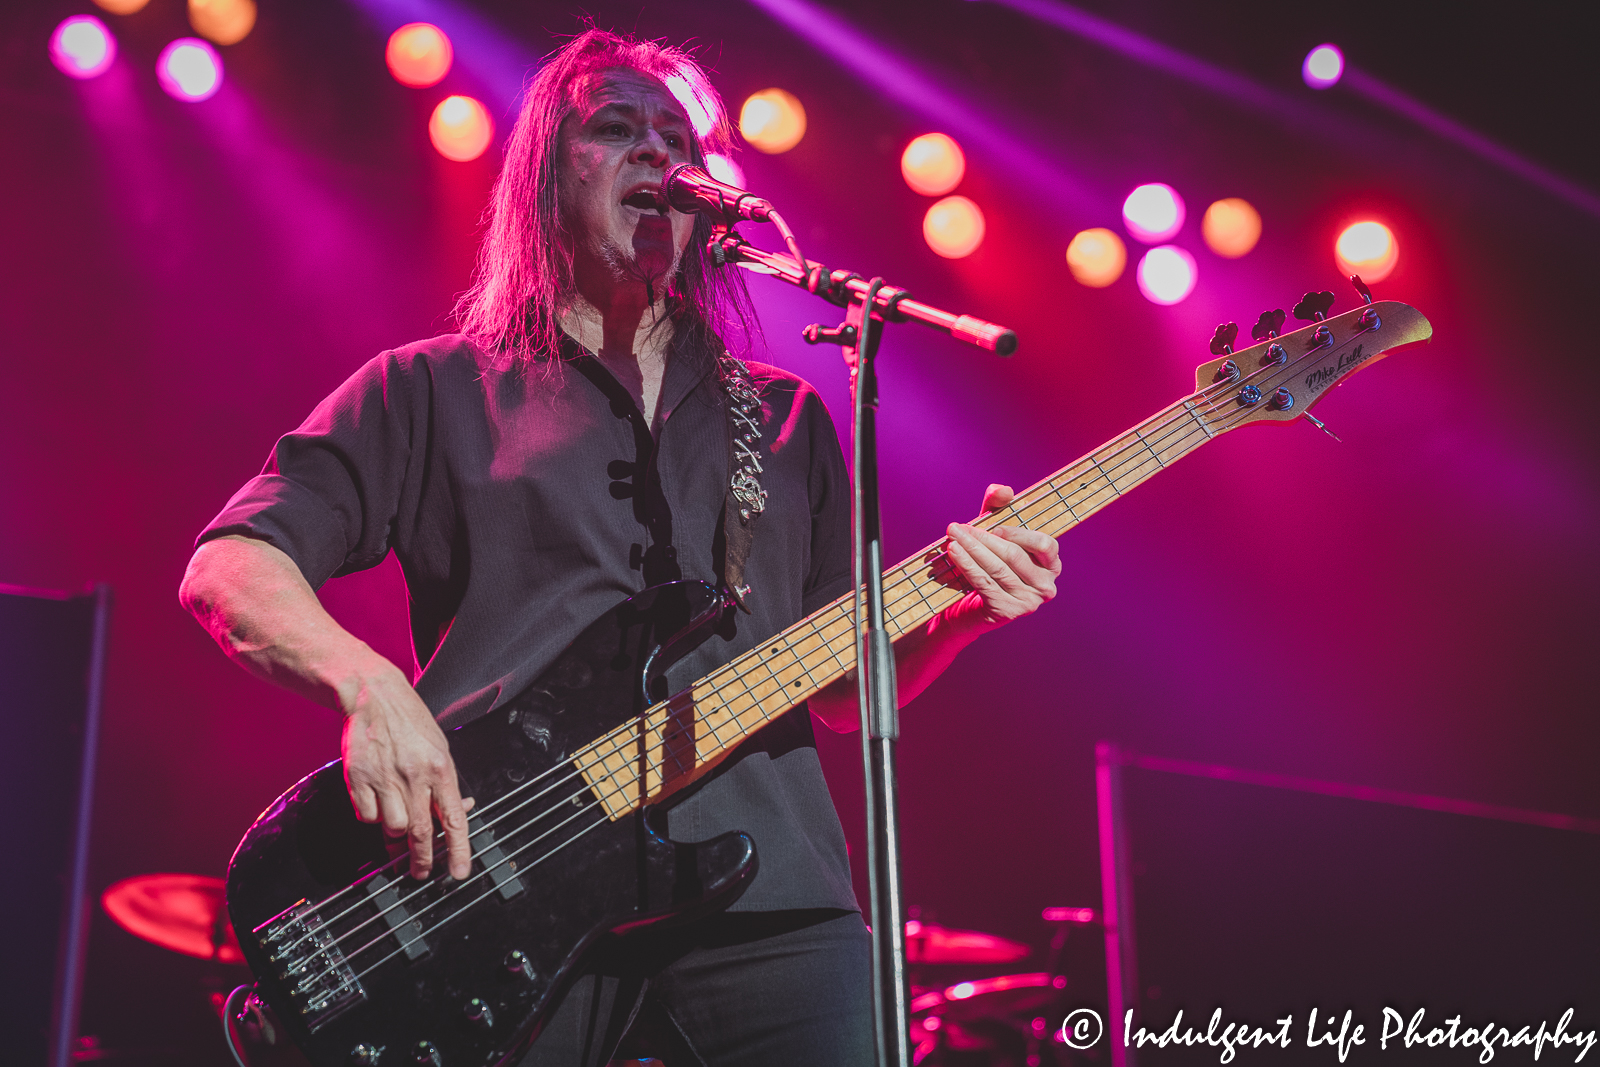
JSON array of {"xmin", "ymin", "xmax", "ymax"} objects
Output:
[
  {"xmin": 1293, "ymin": 291, "xmax": 1336, "ymax": 322},
  {"xmin": 1350, "ymin": 275, "xmax": 1373, "ymax": 305},
  {"xmin": 1250, "ymin": 309, "xmax": 1286, "ymax": 341},
  {"xmin": 1209, "ymin": 322, "xmax": 1239, "ymax": 355}
]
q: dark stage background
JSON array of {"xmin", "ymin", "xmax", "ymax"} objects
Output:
[{"xmin": 3, "ymin": 0, "xmax": 1598, "ymax": 1059}]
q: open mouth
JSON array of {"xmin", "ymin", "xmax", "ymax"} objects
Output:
[{"xmin": 621, "ymin": 188, "xmax": 669, "ymax": 215}]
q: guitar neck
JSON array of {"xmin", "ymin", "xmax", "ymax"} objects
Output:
[{"xmin": 575, "ymin": 390, "xmax": 1219, "ymax": 818}]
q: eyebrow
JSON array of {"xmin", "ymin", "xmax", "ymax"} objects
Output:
[{"xmin": 586, "ymin": 100, "xmax": 690, "ymax": 127}]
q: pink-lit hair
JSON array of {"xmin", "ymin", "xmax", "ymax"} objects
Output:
[{"xmin": 455, "ymin": 29, "xmax": 758, "ymax": 364}]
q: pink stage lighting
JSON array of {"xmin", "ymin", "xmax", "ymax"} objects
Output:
[
  {"xmin": 1335, "ymin": 220, "xmax": 1398, "ymax": 282},
  {"xmin": 1122, "ymin": 183, "xmax": 1185, "ymax": 244},
  {"xmin": 1066, "ymin": 227, "xmax": 1126, "ymax": 288},
  {"xmin": 739, "ymin": 89, "xmax": 806, "ymax": 154},
  {"xmin": 923, "ymin": 195, "xmax": 985, "ymax": 259},
  {"xmin": 1137, "ymin": 245, "xmax": 1197, "ymax": 305},
  {"xmin": 189, "ymin": 0, "xmax": 256, "ymax": 47},
  {"xmin": 1303, "ymin": 44, "xmax": 1344, "ymax": 89},
  {"xmin": 50, "ymin": 16, "xmax": 116, "ymax": 80},
  {"xmin": 1201, "ymin": 197, "xmax": 1262, "ymax": 258},
  {"xmin": 429, "ymin": 95, "xmax": 493, "ymax": 162},
  {"xmin": 157, "ymin": 38, "xmax": 223, "ymax": 102},
  {"xmin": 386, "ymin": 23, "xmax": 452, "ymax": 88},
  {"xmin": 901, "ymin": 133, "xmax": 965, "ymax": 196},
  {"xmin": 706, "ymin": 153, "xmax": 745, "ymax": 190}
]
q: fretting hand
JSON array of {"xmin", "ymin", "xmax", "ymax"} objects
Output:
[{"xmin": 939, "ymin": 483, "xmax": 1062, "ymax": 634}]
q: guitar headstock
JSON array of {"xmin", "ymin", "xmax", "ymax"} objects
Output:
[{"xmin": 1192, "ymin": 299, "xmax": 1432, "ymax": 434}]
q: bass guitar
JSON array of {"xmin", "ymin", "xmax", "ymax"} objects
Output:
[{"xmin": 226, "ymin": 293, "xmax": 1432, "ymax": 1066}]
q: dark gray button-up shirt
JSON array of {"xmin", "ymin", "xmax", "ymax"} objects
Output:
[{"xmin": 200, "ymin": 331, "xmax": 858, "ymax": 912}]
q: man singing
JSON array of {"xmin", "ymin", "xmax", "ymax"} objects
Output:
[{"xmin": 181, "ymin": 28, "xmax": 1059, "ymax": 1066}]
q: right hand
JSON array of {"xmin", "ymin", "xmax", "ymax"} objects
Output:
[{"xmin": 340, "ymin": 664, "xmax": 473, "ymax": 880}]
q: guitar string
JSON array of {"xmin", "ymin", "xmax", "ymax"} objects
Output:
[{"xmin": 272, "ymin": 324, "xmax": 1374, "ymax": 978}]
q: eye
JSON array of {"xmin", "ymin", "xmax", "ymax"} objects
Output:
[{"xmin": 600, "ymin": 121, "xmax": 629, "ymax": 137}]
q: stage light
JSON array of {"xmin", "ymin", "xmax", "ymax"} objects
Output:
[
  {"xmin": 157, "ymin": 38, "xmax": 222, "ymax": 102},
  {"xmin": 1201, "ymin": 197, "xmax": 1262, "ymax": 258},
  {"xmin": 429, "ymin": 95, "xmax": 493, "ymax": 162},
  {"xmin": 1303, "ymin": 44, "xmax": 1343, "ymax": 89},
  {"xmin": 901, "ymin": 133, "xmax": 965, "ymax": 196},
  {"xmin": 188, "ymin": 0, "xmax": 255, "ymax": 46},
  {"xmin": 50, "ymin": 16, "xmax": 116, "ymax": 80},
  {"xmin": 1122, "ymin": 183, "xmax": 1185, "ymax": 243},
  {"xmin": 386, "ymin": 23, "xmax": 452, "ymax": 89},
  {"xmin": 1137, "ymin": 245, "xmax": 1197, "ymax": 305},
  {"xmin": 923, "ymin": 195, "xmax": 985, "ymax": 259},
  {"xmin": 92, "ymin": 0, "xmax": 150, "ymax": 14},
  {"xmin": 1335, "ymin": 220, "xmax": 1398, "ymax": 282},
  {"xmin": 1065, "ymin": 227, "xmax": 1126, "ymax": 287},
  {"xmin": 739, "ymin": 89, "xmax": 806, "ymax": 154},
  {"xmin": 948, "ymin": 983, "xmax": 977, "ymax": 1001},
  {"xmin": 706, "ymin": 153, "xmax": 745, "ymax": 189}
]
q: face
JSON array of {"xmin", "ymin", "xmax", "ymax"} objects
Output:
[{"xmin": 557, "ymin": 66, "xmax": 697, "ymax": 293}]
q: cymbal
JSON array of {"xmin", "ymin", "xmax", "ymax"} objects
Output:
[
  {"xmin": 903, "ymin": 920, "xmax": 1030, "ymax": 965},
  {"xmin": 102, "ymin": 873, "xmax": 244, "ymax": 963},
  {"xmin": 918, "ymin": 972, "xmax": 1061, "ymax": 1023}
]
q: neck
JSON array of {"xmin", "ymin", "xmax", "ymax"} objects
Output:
[
  {"xmin": 563, "ymin": 248, "xmax": 676, "ymax": 363},
  {"xmin": 560, "ymin": 270, "xmax": 676, "ymax": 427}
]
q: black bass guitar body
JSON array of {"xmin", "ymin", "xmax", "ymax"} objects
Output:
[{"xmin": 225, "ymin": 580, "xmax": 758, "ymax": 1067}]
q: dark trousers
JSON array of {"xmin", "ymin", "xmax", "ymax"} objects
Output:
[{"xmin": 518, "ymin": 908, "xmax": 873, "ymax": 1067}]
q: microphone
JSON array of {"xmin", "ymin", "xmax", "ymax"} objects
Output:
[{"xmin": 663, "ymin": 163, "xmax": 775, "ymax": 223}]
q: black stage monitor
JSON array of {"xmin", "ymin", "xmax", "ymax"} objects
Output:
[{"xmin": 0, "ymin": 584, "xmax": 111, "ymax": 1067}]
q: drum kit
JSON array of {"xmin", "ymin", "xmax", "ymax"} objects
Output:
[
  {"xmin": 901, "ymin": 909, "xmax": 1099, "ymax": 1067},
  {"xmin": 100, "ymin": 873, "xmax": 1098, "ymax": 1066}
]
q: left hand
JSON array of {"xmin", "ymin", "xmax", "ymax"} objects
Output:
[{"xmin": 940, "ymin": 484, "xmax": 1062, "ymax": 634}]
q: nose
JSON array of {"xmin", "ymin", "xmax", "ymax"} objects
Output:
[{"xmin": 629, "ymin": 128, "xmax": 672, "ymax": 169}]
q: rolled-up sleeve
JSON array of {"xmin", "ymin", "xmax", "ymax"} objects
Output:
[{"xmin": 198, "ymin": 350, "xmax": 421, "ymax": 589}]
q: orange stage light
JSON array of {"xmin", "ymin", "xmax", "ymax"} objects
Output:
[
  {"xmin": 739, "ymin": 89, "xmax": 806, "ymax": 154},
  {"xmin": 1335, "ymin": 221, "xmax": 1398, "ymax": 283},
  {"xmin": 429, "ymin": 95, "xmax": 493, "ymax": 162},
  {"xmin": 1066, "ymin": 228, "xmax": 1127, "ymax": 287},
  {"xmin": 188, "ymin": 0, "xmax": 256, "ymax": 47},
  {"xmin": 923, "ymin": 196, "xmax": 985, "ymax": 259},
  {"xmin": 93, "ymin": 0, "xmax": 151, "ymax": 13},
  {"xmin": 1201, "ymin": 198, "xmax": 1262, "ymax": 258},
  {"xmin": 387, "ymin": 23, "xmax": 453, "ymax": 89},
  {"xmin": 901, "ymin": 133, "xmax": 965, "ymax": 196}
]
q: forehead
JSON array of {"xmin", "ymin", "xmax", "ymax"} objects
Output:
[{"xmin": 568, "ymin": 66, "xmax": 687, "ymax": 122}]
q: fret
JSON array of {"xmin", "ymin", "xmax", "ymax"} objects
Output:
[
  {"xmin": 1182, "ymin": 399, "xmax": 1216, "ymax": 440},
  {"xmin": 1049, "ymin": 480, "xmax": 1079, "ymax": 523},
  {"xmin": 1133, "ymin": 426, "xmax": 1166, "ymax": 469}
]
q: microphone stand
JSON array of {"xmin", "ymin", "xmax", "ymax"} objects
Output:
[{"xmin": 707, "ymin": 226, "xmax": 1016, "ymax": 1067}]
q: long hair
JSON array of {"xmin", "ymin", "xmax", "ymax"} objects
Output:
[{"xmin": 455, "ymin": 30, "xmax": 759, "ymax": 365}]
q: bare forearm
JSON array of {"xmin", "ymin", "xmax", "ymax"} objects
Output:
[
  {"xmin": 178, "ymin": 534, "xmax": 399, "ymax": 714},
  {"xmin": 182, "ymin": 535, "xmax": 473, "ymax": 878}
]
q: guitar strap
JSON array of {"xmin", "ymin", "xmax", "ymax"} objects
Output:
[{"xmin": 717, "ymin": 351, "xmax": 767, "ymax": 613}]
